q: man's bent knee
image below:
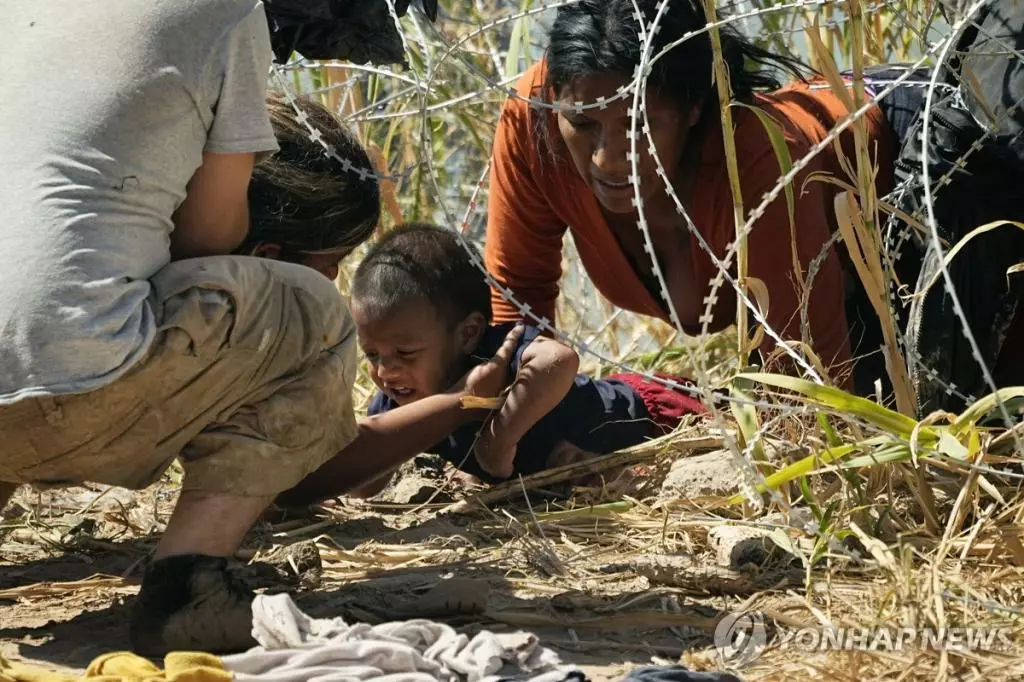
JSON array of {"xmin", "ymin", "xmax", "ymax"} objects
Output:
[
  {"xmin": 0, "ymin": 256, "xmax": 356, "ymax": 494},
  {"xmin": 178, "ymin": 318, "xmax": 359, "ymax": 498}
]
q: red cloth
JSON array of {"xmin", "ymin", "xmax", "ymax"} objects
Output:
[{"xmin": 606, "ymin": 372, "xmax": 706, "ymax": 434}]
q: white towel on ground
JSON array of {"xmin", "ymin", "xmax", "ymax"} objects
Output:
[{"xmin": 221, "ymin": 593, "xmax": 575, "ymax": 682}]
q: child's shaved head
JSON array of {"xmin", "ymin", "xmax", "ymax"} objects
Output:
[{"xmin": 351, "ymin": 223, "xmax": 492, "ymax": 328}]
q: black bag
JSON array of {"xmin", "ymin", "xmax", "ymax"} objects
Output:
[
  {"xmin": 885, "ymin": 0, "xmax": 1024, "ymax": 415},
  {"xmin": 264, "ymin": 0, "xmax": 438, "ymax": 66},
  {"xmin": 893, "ymin": 93, "xmax": 1024, "ymax": 416}
]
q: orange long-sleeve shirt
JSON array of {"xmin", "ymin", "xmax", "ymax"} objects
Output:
[{"xmin": 484, "ymin": 61, "xmax": 895, "ymax": 378}]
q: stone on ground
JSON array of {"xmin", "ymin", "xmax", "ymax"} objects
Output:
[
  {"xmin": 377, "ymin": 454, "xmax": 453, "ymax": 505},
  {"xmin": 709, "ymin": 508, "xmax": 815, "ymax": 569},
  {"xmin": 658, "ymin": 449, "xmax": 742, "ymax": 504},
  {"xmin": 708, "ymin": 525, "xmax": 774, "ymax": 569}
]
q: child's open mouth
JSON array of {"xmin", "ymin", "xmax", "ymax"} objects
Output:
[{"xmin": 389, "ymin": 386, "xmax": 414, "ymax": 399}]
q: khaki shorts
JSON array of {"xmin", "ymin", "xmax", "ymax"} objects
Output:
[{"xmin": 0, "ymin": 256, "xmax": 358, "ymax": 497}]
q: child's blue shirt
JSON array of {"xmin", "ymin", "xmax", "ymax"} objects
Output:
[{"xmin": 366, "ymin": 323, "xmax": 654, "ymax": 482}]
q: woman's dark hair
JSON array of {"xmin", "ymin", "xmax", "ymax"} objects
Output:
[
  {"xmin": 242, "ymin": 91, "xmax": 381, "ymax": 254},
  {"xmin": 545, "ymin": 0, "xmax": 809, "ymax": 106}
]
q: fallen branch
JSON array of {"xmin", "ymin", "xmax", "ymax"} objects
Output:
[
  {"xmin": 627, "ymin": 553, "xmax": 805, "ymax": 596},
  {"xmin": 440, "ymin": 434, "xmax": 723, "ymax": 513}
]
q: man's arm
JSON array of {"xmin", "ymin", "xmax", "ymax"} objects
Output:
[
  {"xmin": 473, "ymin": 336, "xmax": 580, "ymax": 479},
  {"xmin": 168, "ymin": 2, "xmax": 277, "ymax": 260},
  {"xmin": 170, "ymin": 151, "xmax": 255, "ymax": 260},
  {"xmin": 276, "ymin": 394, "xmax": 481, "ymax": 506}
]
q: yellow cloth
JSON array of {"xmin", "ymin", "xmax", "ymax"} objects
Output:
[{"xmin": 0, "ymin": 652, "xmax": 232, "ymax": 682}]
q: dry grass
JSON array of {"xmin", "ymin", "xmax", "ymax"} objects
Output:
[{"xmin": 4, "ymin": 415, "xmax": 1024, "ymax": 679}]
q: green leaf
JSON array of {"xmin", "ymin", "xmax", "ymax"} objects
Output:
[
  {"xmin": 799, "ymin": 476, "xmax": 820, "ymax": 518},
  {"xmin": 817, "ymin": 412, "xmax": 842, "ymax": 447},
  {"xmin": 769, "ymin": 527, "xmax": 808, "ymax": 568},
  {"xmin": 936, "ymin": 430, "xmax": 969, "ymax": 461},
  {"xmin": 840, "ymin": 442, "xmax": 912, "ymax": 469},
  {"xmin": 821, "ymin": 499, "xmax": 839, "ymax": 533},
  {"xmin": 629, "ymin": 346, "xmax": 688, "ymax": 370},
  {"xmin": 736, "ymin": 103, "xmax": 796, "ymax": 236},
  {"xmin": 730, "ymin": 377, "xmax": 766, "ymax": 462},
  {"xmin": 967, "ymin": 426, "xmax": 982, "ymax": 459},
  {"xmin": 504, "ymin": 0, "xmax": 534, "ymax": 79},
  {"xmin": 952, "ymin": 387, "xmax": 1024, "ymax": 434},
  {"xmin": 738, "ymin": 372, "xmax": 919, "ymax": 438},
  {"xmin": 728, "ymin": 443, "xmax": 857, "ymax": 504}
]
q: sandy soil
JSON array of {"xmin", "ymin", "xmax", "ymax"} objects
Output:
[{"xmin": 0, "ymin": 459, "xmax": 731, "ymax": 682}]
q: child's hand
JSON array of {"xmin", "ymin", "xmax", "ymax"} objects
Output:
[
  {"xmin": 445, "ymin": 323, "xmax": 525, "ymax": 480},
  {"xmin": 450, "ymin": 323, "xmax": 524, "ymax": 403}
]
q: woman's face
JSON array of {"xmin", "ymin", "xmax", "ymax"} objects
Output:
[{"xmin": 556, "ymin": 72, "xmax": 698, "ymax": 215}]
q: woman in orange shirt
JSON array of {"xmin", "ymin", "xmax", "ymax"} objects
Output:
[{"xmin": 484, "ymin": 0, "xmax": 1024, "ymax": 414}]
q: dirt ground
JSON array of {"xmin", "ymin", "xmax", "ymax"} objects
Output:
[
  {"xmin": 0, "ymin": 456, "xmax": 734, "ymax": 682},
  {"xmin": 5, "ymin": 449, "xmax": 1024, "ymax": 682}
]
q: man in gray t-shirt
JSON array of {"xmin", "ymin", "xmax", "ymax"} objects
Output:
[
  {"xmin": 0, "ymin": 1, "xmax": 279, "ymax": 398},
  {"xmin": 0, "ymin": 0, "xmax": 526, "ymax": 659},
  {"xmin": 0, "ymin": 0, "xmax": 363, "ymax": 656}
]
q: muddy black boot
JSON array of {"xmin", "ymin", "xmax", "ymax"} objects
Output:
[{"xmin": 130, "ymin": 554, "xmax": 258, "ymax": 658}]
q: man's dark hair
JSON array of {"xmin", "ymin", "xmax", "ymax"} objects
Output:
[{"xmin": 351, "ymin": 223, "xmax": 492, "ymax": 328}]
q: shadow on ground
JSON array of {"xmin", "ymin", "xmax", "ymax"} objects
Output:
[
  {"xmin": 0, "ymin": 539, "xmax": 150, "ymax": 591},
  {"xmin": 1, "ymin": 550, "xmax": 723, "ymax": 679}
]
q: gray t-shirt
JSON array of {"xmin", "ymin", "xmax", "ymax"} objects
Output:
[{"xmin": 0, "ymin": 0, "xmax": 279, "ymax": 404}]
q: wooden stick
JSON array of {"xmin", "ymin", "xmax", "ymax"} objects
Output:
[
  {"xmin": 366, "ymin": 142, "xmax": 403, "ymax": 227},
  {"xmin": 459, "ymin": 395, "xmax": 502, "ymax": 410},
  {"xmin": 440, "ymin": 435, "xmax": 723, "ymax": 513}
]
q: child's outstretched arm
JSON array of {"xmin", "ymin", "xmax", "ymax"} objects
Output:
[
  {"xmin": 473, "ymin": 336, "xmax": 580, "ymax": 478},
  {"xmin": 276, "ymin": 325, "xmax": 525, "ymax": 507}
]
